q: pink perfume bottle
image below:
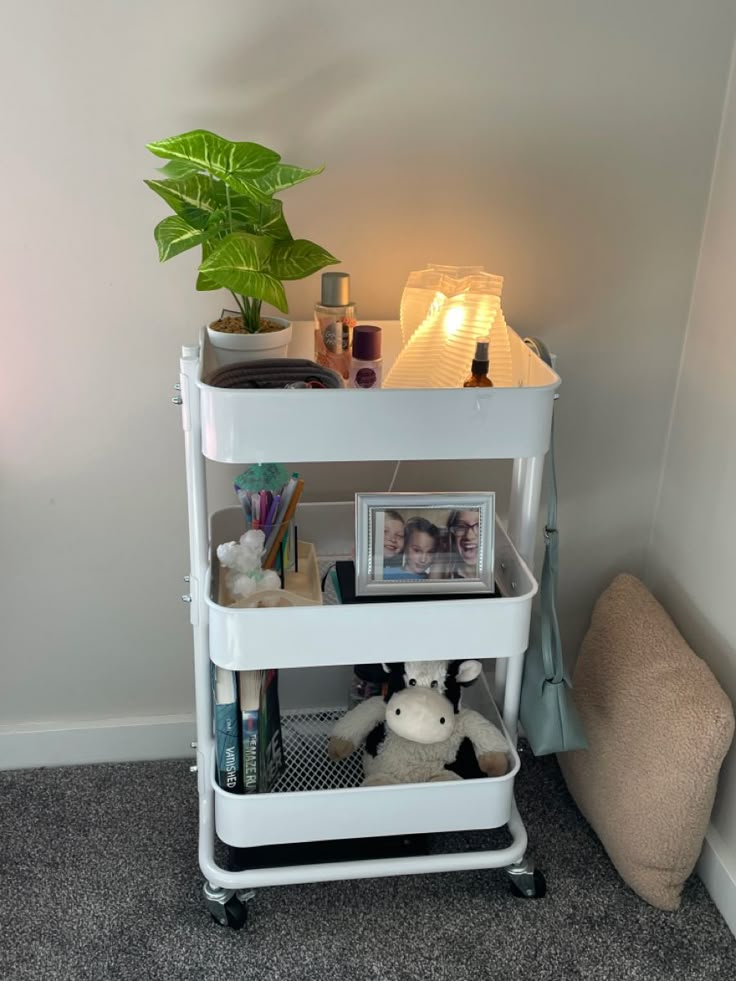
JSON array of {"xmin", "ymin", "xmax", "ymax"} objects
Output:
[{"xmin": 314, "ymin": 272, "xmax": 356, "ymax": 380}]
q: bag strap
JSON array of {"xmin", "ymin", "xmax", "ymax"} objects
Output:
[{"xmin": 524, "ymin": 338, "xmax": 564, "ymax": 685}]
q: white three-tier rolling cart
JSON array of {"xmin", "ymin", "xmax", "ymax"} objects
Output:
[{"xmin": 176, "ymin": 320, "xmax": 560, "ymax": 929}]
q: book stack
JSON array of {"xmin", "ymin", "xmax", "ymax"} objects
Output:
[{"xmin": 210, "ymin": 665, "xmax": 286, "ymax": 794}]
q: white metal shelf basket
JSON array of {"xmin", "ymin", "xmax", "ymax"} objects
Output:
[
  {"xmin": 206, "ymin": 503, "xmax": 537, "ymax": 672},
  {"xmin": 192, "ymin": 321, "xmax": 560, "ymax": 464},
  {"xmin": 213, "ymin": 676, "xmax": 520, "ymax": 850}
]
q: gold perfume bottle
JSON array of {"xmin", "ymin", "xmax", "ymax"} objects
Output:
[{"xmin": 314, "ymin": 272, "xmax": 356, "ymax": 380}]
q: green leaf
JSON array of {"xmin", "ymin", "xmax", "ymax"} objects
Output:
[
  {"xmin": 154, "ymin": 215, "xmax": 210, "ymax": 261},
  {"xmin": 144, "ymin": 175, "xmax": 220, "ymax": 216},
  {"xmin": 199, "ymin": 232, "xmax": 287, "ymax": 310},
  {"xmin": 146, "ymin": 176, "xmax": 260, "ymax": 231},
  {"xmin": 157, "ymin": 159, "xmax": 201, "ymax": 179},
  {"xmin": 218, "ymin": 193, "xmax": 292, "ymax": 239},
  {"xmin": 196, "ymin": 240, "xmax": 222, "ymax": 291},
  {"xmin": 202, "ymin": 230, "xmax": 274, "ymax": 273},
  {"xmin": 179, "ymin": 204, "xmax": 215, "ymax": 230},
  {"xmin": 146, "ymin": 130, "xmax": 280, "ymax": 198},
  {"xmin": 258, "ymin": 199, "xmax": 292, "ymax": 240},
  {"xmin": 193, "ymin": 202, "xmax": 280, "ymax": 289},
  {"xmin": 249, "ymin": 163, "xmax": 325, "ymax": 197},
  {"xmin": 217, "ymin": 189, "xmax": 267, "ymax": 231},
  {"xmin": 268, "ymin": 239, "xmax": 339, "ymax": 280}
]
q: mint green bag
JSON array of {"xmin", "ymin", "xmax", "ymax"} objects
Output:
[{"xmin": 519, "ymin": 339, "xmax": 588, "ymax": 757}]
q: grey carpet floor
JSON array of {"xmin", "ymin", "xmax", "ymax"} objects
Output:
[{"xmin": 1, "ymin": 745, "xmax": 735, "ymax": 981}]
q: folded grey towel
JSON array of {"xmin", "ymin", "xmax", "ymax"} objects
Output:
[{"xmin": 205, "ymin": 358, "xmax": 344, "ymax": 389}]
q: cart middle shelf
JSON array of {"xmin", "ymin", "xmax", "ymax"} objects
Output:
[{"xmin": 206, "ymin": 503, "xmax": 538, "ymax": 672}]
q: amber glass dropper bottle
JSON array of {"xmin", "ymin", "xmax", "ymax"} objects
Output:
[{"xmin": 463, "ymin": 338, "xmax": 494, "ymax": 387}]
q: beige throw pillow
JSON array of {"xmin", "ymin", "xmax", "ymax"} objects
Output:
[{"xmin": 558, "ymin": 573, "xmax": 734, "ymax": 911}]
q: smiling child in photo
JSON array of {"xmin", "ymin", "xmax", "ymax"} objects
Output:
[
  {"xmin": 382, "ymin": 509, "xmax": 406, "ymax": 568},
  {"xmin": 383, "ymin": 516, "xmax": 439, "ymax": 580}
]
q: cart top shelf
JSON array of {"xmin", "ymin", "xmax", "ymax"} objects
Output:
[{"xmin": 183, "ymin": 321, "xmax": 560, "ymax": 464}]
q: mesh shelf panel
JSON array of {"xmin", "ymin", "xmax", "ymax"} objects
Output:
[{"xmin": 271, "ymin": 709, "xmax": 364, "ymax": 793}]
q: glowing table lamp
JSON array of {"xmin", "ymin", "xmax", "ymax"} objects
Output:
[{"xmin": 383, "ymin": 264, "xmax": 513, "ymax": 389}]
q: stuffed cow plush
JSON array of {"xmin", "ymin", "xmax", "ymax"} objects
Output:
[{"xmin": 328, "ymin": 660, "xmax": 510, "ymax": 785}]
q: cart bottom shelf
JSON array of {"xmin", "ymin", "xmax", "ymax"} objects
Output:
[{"xmin": 212, "ymin": 694, "xmax": 520, "ymax": 849}]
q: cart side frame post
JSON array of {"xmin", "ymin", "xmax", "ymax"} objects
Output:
[
  {"xmin": 494, "ymin": 453, "xmax": 545, "ymax": 724},
  {"xmin": 180, "ymin": 344, "xmax": 217, "ymax": 883}
]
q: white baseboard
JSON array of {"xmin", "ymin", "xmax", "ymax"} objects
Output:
[
  {"xmin": 697, "ymin": 824, "xmax": 736, "ymax": 938},
  {"xmin": 0, "ymin": 715, "xmax": 197, "ymax": 770}
]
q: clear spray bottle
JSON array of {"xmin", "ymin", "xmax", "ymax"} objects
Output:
[{"xmin": 314, "ymin": 272, "xmax": 356, "ymax": 380}]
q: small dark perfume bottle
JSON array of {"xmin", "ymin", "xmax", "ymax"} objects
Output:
[
  {"xmin": 348, "ymin": 325, "xmax": 382, "ymax": 389},
  {"xmin": 463, "ymin": 338, "xmax": 494, "ymax": 388}
]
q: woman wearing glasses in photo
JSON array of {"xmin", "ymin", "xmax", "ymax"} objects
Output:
[{"xmin": 437, "ymin": 509, "xmax": 481, "ymax": 580}]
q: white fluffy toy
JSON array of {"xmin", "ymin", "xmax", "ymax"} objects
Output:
[
  {"xmin": 216, "ymin": 529, "xmax": 282, "ymax": 599},
  {"xmin": 328, "ymin": 660, "xmax": 510, "ymax": 785}
]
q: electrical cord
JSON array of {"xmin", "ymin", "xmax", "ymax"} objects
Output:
[
  {"xmin": 321, "ymin": 563, "xmax": 337, "ymax": 592},
  {"xmin": 387, "ymin": 460, "xmax": 401, "ymax": 493}
]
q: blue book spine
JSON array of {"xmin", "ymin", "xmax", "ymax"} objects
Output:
[{"xmin": 210, "ymin": 665, "xmax": 241, "ymax": 793}]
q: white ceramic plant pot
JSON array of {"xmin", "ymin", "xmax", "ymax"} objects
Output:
[{"xmin": 206, "ymin": 316, "xmax": 292, "ymax": 365}]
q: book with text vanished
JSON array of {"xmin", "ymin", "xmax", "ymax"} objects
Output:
[{"xmin": 211, "ymin": 664, "xmax": 241, "ymax": 793}]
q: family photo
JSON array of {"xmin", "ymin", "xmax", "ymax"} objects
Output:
[
  {"xmin": 355, "ymin": 493, "xmax": 495, "ymax": 597},
  {"xmin": 353, "ymin": 492, "xmax": 496, "ymax": 598},
  {"xmin": 377, "ymin": 508, "xmax": 483, "ymax": 582}
]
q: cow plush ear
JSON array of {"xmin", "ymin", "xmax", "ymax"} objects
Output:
[
  {"xmin": 455, "ymin": 660, "xmax": 483, "ymax": 685},
  {"xmin": 381, "ymin": 662, "xmax": 407, "ymax": 697}
]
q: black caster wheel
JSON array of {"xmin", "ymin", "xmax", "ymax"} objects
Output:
[
  {"xmin": 509, "ymin": 868, "xmax": 547, "ymax": 899},
  {"xmin": 211, "ymin": 894, "xmax": 248, "ymax": 930},
  {"xmin": 204, "ymin": 883, "xmax": 250, "ymax": 930}
]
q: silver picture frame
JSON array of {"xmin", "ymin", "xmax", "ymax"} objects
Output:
[{"xmin": 355, "ymin": 492, "xmax": 495, "ymax": 597}]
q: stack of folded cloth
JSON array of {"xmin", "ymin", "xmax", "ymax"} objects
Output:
[{"xmin": 205, "ymin": 359, "xmax": 344, "ymax": 389}]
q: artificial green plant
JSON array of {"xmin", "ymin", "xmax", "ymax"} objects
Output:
[{"xmin": 145, "ymin": 129, "xmax": 339, "ymax": 333}]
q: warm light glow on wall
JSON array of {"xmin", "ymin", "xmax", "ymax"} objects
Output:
[{"xmin": 384, "ymin": 265, "xmax": 513, "ymax": 389}]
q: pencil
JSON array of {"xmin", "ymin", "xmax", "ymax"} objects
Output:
[{"xmin": 263, "ymin": 479, "xmax": 305, "ymax": 569}]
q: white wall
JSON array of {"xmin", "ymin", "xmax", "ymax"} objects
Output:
[
  {"xmin": 1, "ymin": 2, "xmax": 735, "ymax": 758},
  {"xmin": 646, "ymin": 41, "xmax": 736, "ymax": 925}
]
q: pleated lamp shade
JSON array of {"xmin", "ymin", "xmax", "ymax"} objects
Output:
[{"xmin": 383, "ymin": 265, "xmax": 513, "ymax": 389}]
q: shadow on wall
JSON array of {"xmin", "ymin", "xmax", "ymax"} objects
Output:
[
  {"xmin": 165, "ymin": 2, "xmax": 629, "ymax": 336},
  {"xmin": 189, "ymin": 6, "xmax": 375, "ymax": 152},
  {"xmin": 643, "ymin": 557, "xmax": 736, "ymax": 813}
]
